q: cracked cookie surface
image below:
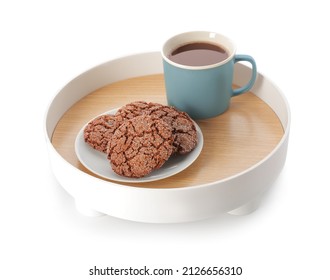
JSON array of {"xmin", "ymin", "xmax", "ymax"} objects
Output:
[
  {"xmin": 115, "ymin": 101, "xmax": 198, "ymax": 154},
  {"xmin": 151, "ymin": 106, "xmax": 198, "ymax": 154},
  {"xmin": 84, "ymin": 114, "xmax": 121, "ymax": 153},
  {"xmin": 107, "ymin": 115, "xmax": 174, "ymax": 178}
]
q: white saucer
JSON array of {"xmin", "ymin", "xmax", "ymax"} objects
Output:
[{"xmin": 75, "ymin": 109, "xmax": 204, "ymax": 183}]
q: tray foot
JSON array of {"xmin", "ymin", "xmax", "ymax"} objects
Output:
[
  {"xmin": 75, "ymin": 199, "xmax": 105, "ymax": 217},
  {"xmin": 228, "ymin": 196, "xmax": 262, "ymax": 216}
]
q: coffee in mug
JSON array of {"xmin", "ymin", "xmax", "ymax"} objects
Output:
[{"xmin": 168, "ymin": 42, "xmax": 229, "ymax": 66}]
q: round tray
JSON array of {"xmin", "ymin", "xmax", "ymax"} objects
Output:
[{"xmin": 45, "ymin": 52, "xmax": 290, "ymax": 223}]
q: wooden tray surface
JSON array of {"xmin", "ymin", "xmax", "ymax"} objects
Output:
[{"xmin": 51, "ymin": 74, "xmax": 283, "ymax": 188}]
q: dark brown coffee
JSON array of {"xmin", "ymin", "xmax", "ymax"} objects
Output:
[{"xmin": 168, "ymin": 42, "xmax": 229, "ymax": 66}]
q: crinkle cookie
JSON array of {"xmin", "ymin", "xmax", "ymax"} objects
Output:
[
  {"xmin": 114, "ymin": 101, "xmax": 163, "ymax": 121},
  {"xmin": 150, "ymin": 106, "xmax": 198, "ymax": 155},
  {"xmin": 115, "ymin": 101, "xmax": 198, "ymax": 154},
  {"xmin": 107, "ymin": 115, "xmax": 174, "ymax": 178},
  {"xmin": 83, "ymin": 114, "xmax": 121, "ymax": 153}
]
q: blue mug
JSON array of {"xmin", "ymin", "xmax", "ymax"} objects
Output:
[{"xmin": 162, "ymin": 31, "xmax": 257, "ymax": 119}]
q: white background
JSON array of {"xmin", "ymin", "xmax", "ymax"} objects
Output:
[{"xmin": 1, "ymin": 0, "xmax": 329, "ymax": 279}]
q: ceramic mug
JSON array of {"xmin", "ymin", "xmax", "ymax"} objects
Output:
[{"xmin": 162, "ymin": 31, "xmax": 257, "ymax": 119}]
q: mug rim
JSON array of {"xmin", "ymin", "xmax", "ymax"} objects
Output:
[{"xmin": 161, "ymin": 31, "xmax": 236, "ymax": 70}]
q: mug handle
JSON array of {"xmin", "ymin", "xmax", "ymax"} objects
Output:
[{"xmin": 232, "ymin": 54, "xmax": 257, "ymax": 97}]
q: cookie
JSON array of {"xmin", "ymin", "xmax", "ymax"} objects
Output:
[
  {"xmin": 115, "ymin": 101, "xmax": 198, "ymax": 154},
  {"xmin": 84, "ymin": 114, "xmax": 121, "ymax": 153},
  {"xmin": 150, "ymin": 106, "xmax": 198, "ymax": 155},
  {"xmin": 115, "ymin": 101, "xmax": 163, "ymax": 121},
  {"xmin": 107, "ymin": 115, "xmax": 174, "ymax": 178}
]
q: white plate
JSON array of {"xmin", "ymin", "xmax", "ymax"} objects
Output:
[{"xmin": 75, "ymin": 108, "xmax": 204, "ymax": 183}]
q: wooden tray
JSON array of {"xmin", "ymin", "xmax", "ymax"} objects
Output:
[
  {"xmin": 45, "ymin": 52, "xmax": 290, "ymax": 223},
  {"xmin": 52, "ymin": 74, "xmax": 283, "ymax": 188}
]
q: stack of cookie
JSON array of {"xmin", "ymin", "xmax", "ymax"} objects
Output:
[{"xmin": 84, "ymin": 101, "xmax": 198, "ymax": 178}]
